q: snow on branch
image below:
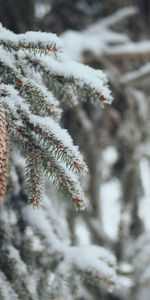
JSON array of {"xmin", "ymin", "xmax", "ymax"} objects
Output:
[
  {"xmin": 61, "ymin": 6, "xmax": 138, "ymax": 61},
  {"xmin": 127, "ymin": 233, "xmax": 150, "ymax": 293},
  {"xmin": 62, "ymin": 29, "xmax": 129, "ymax": 63},
  {"xmin": 0, "ymin": 24, "xmax": 62, "ymax": 55},
  {"xmin": 2, "ymin": 245, "xmax": 39, "ymax": 299},
  {"xmin": 89, "ymin": 6, "xmax": 138, "ymax": 30},
  {"xmin": 105, "ymin": 41, "xmax": 150, "ymax": 60},
  {"xmin": 0, "ymin": 271, "xmax": 19, "ymax": 300},
  {"xmin": 22, "ymin": 198, "xmax": 117, "ymax": 291},
  {"xmin": 0, "ymin": 57, "xmax": 61, "ymax": 120},
  {"xmin": 0, "ymin": 25, "xmax": 112, "ymax": 208},
  {"xmin": 0, "ymin": 84, "xmax": 87, "ymax": 209},
  {"xmin": 26, "ymin": 56, "xmax": 113, "ymax": 106},
  {"xmin": 24, "ymin": 114, "xmax": 87, "ymax": 174},
  {"xmin": 58, "ymin": 245, "xmax": 116, "ymax": 291},
  {"xmin": 14, "ymin": 124, "xmax": 87, "ymax": 210},
  {"xmin": 120, "ymin": 63, "xmax": 150, "ymax": 85}
]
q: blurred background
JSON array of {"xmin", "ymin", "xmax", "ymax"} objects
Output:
[{"xmin": 0, "ymin": 0, "xmax": 150, "ymax": 299}]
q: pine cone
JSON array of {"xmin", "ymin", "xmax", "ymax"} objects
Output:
[{"xmin": 0, "ymin": 101, "xmax": 9, "ymax": 201}]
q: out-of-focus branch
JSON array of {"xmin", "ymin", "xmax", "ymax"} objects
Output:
[
  {"xmin": 104, "ymin": 41, "xmax": 150, "ymax": 60},
  {"xmin": 86, "ymin": 6, "xmax": 138, "ymax": 32},
  {"xmin": 120, "ymin": 63, "xmax": 150, "ymax": 85}
]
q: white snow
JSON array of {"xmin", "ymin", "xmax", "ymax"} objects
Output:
[
  {"xmin": 0, "ymin": 47, "xmax": 16, "ymax": 68},
  {"xmin": 121, "ymin": 63, "xmax": 150, "ymax": 84},
  {"xmin": 0, "ymin": 83, "xmax": 30, "ymax": 117},
  {"xmin": 90, "ymin": 6, "xmax": 137, "ymax": 29},
  {"xmin": 36, "ymin": 55, "xmax": 113, "ymax": 104},
  {"xmin": 106, "ymin": 41, "xmax": 150, "ymax": 56},
  {"xmin": 75, "ymin": 217, "xmax": 91, "ymax": 245},
  {"xmin": 24, "ymin": 79, "xmax": 61, "ymax": 111},
  {"xmin": 0, "ymin": 271, "xmax": 19, "ymax": 300},
  {"xmin": 101, "ymin": 179, "xmax": 122, "ymax": 239},
  {"xmin": 8, "ymin": 246, "xmax": 27, "ymax": 274},
  {"xmin": 30, "ymin": 114, "xmax": 87, "ymax": 172},
  {"xmin": 139, "ymin": 159, "xmax": 150, "ymax": 230},
  {"xmin": 22, "ymin": 203, "xmax": 61, "ymax": 251},
  {"xmin": 0, "ymin": 25, "xmax": 62, "ymax": 51},
  {"xmin": 58, "ymin": 245, "xmax": 116, "ymax": 288},
  {"xmin": 61, "ymin": 7, "xmax": 137, "ymax": 62},
  {"xmin": 61, "ymin": 7, "xmax": 138, "ymax": 62},
  {"xmin": 102, "ymin": 146, "xmax": 118, "ymax": 166},
  {"xmin": 35, "ymin": 3, "xmax": 51, "ymax": 19}
]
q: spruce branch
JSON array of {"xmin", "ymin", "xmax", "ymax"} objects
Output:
[
  {"xmin": 0, "ymin": 59, "xmax": 61, "ymax": 120},
  {"xmin": 91, "ymin": 6, "xmax": 138, "ymax": 30},
  {"xmin": 0, "ymin": 86, "xmax": 86, "ymax": 209},
  {"xmin": 20, "ymin": 113, "xmax": 87, "ymax": 175},
  {"xmin": 20, "ymin": 79, "xmax": 62, "ymax": 120},
  {"xmin": 25, "ymin": 148, "xmax": 44, "ymax": 207},
  {"xmin": 0, "ymin": 25, "xmax": 112, "ymax": 208},
  {"xmin": 0, "ymin": 85, "xmax": 86, "ymax": 175},
  {"xmin": 105, "ymin": 41, "xmax": 150, "ymax": 61},
  {"xmin": 120, "ymin": 63, "xmax": 150, "ymax": 85},
  {"xmin": 14, "ymin": 126, "xmax": 86, "ymax": 210},
  {"xmin": 24, "ymin": 55, "xmax": 113, "ymax": 106},
  {"xmin": 41, "ymin": 154, "xmax": 86, "ymax": 211},
  {"xmin": 0, "ymin": 25, "xmax": 62, "ymax": 55}
]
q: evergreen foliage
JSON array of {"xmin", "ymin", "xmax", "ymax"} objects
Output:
[
  {"xmin": 0, "ymin": 24, "xmax": 112, "ymax": 210},
  {"xmin": 1, "ymin": 2, "xmax": 150, "ymax": 299},
  {"xmin": 0, "ymin": 23, "xmax": 118, "ymax": 300}
]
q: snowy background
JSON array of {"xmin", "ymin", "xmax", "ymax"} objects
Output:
[{"xmin": 0, "ymin": 1, "xmax": 150, "ymax": 300}]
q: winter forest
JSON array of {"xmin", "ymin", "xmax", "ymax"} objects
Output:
[{"xmin": 0, "ymin": 0, "xmax": 150, "ymax": 299}]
